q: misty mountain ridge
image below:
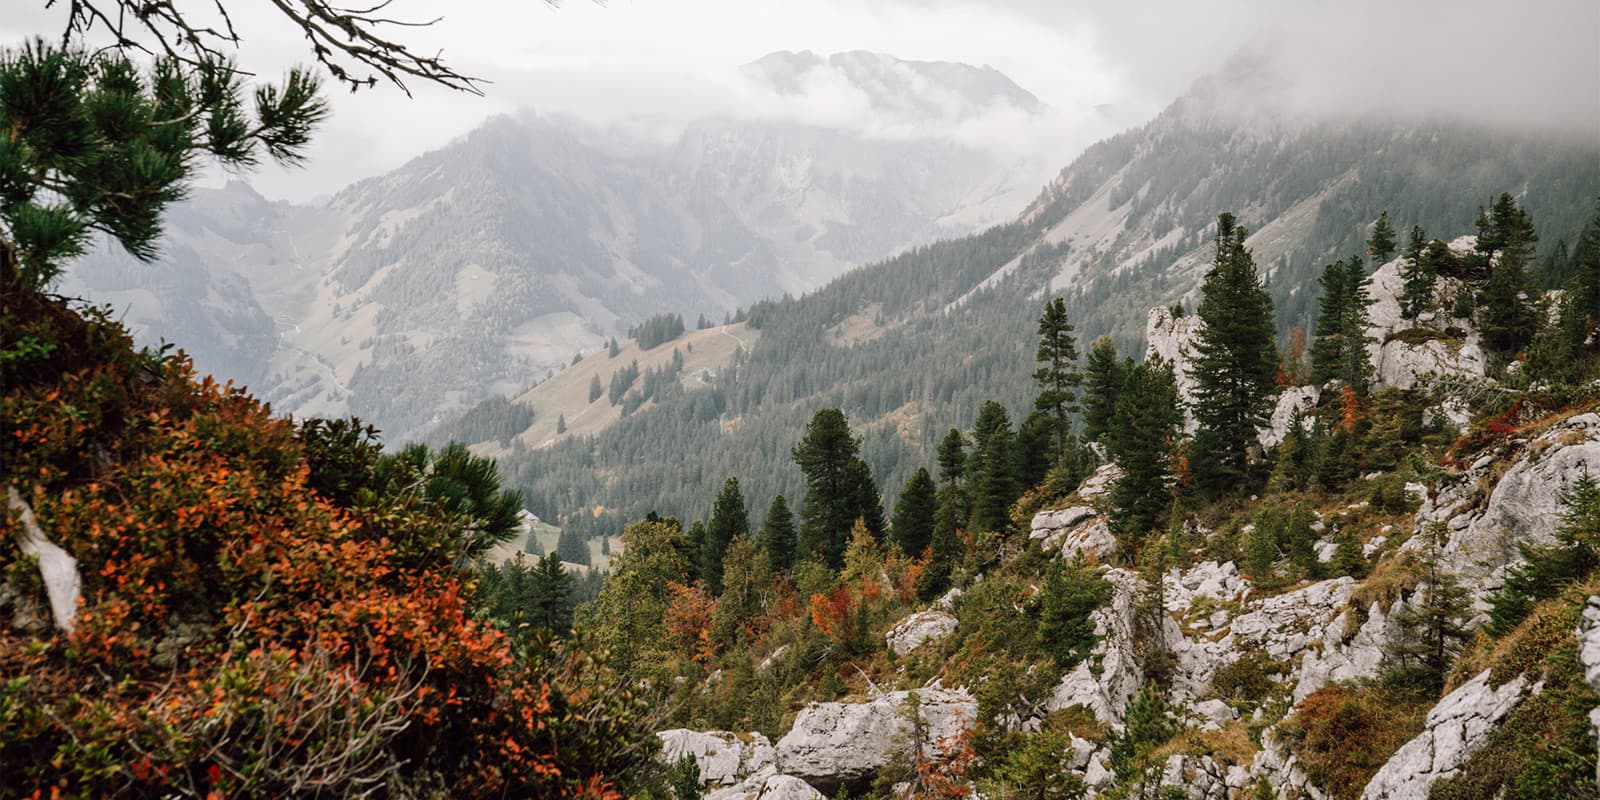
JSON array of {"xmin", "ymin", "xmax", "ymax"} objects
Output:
[
  {"xmin": 62, "ymin": 51, "xmax": 1058, "ymax": 442},
  {"xmin": 461, "ymin": 64, "xmax": 1598, "ymax": 532}
]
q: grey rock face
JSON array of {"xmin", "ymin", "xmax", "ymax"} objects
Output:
[
  {"xmin": 1581, "ymin": 596, "xmax": 1600, "ymax": 787},
  {"xmin": 1359, "ymin": 670, "xmax": 1530, "ymax": 799},
  {"xmin": 1030, "ymin": 506, "xmax": 1116, "ymax": 561},
  {"xmin": 775, "ymin": 688, "xmax": 975, "ymax": 795},
  {"xmin": 884, "ymin": 610, "xmax": 959, "ymax": 657},
  {"xmin": 657, "ymin": 729, "xmax": 776, "ymax": 788}
]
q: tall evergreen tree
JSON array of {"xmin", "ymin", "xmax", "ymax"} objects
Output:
[
  {"xmin": 1190, "ymin": 213, "xmax": 1280, "ymax": 498},
  {"xmin": 1108, "ymin": 357, "xmax": 1182, "ymax": 546},
  {"xmin": 529, "ymin": 552, "xmax": 576, "ymax": 634},
  {"xmin": 587, "ymin": 374, "xmax": 603, "ymax": 403},
  {"xmin": 556, "ymin": 524, "xmax": 591, "ymax": 566},
  {"xmin": 1339, "ymin": 255, "xmax": 1375, "ymax": 392},
  {"xmin": 968, "ymin": 401, "xmax": 1017, "ymax": 533},
  {"xmin": 1081, "ymin": 337, "xmax": 1123, "ymax": 443},
  {"xmin": 1033, "ymin": 297, "xmax": 1082, "ymax": 464},
  {"xmin": 1399, "ymin": 225, "xmax": 1437, "ymax": 323},
  {"xmin": 1015, "ymin": 410, "xmax": 1056, "ymax": 491},
  {"xmin": 1479, "ymin": 194, "xmax": 1541, "ymax": 354},
  {"xmin": 936, "ymin": 428, "xmax": 967, "ymax": 485},
  {"xmin": 1310, "ymin": 259, "xmax": 1347, "ymax": 385},
  {"xmin": 792, "ymin": 409, "xmax": 880, "ymax": 567},
  {"xmin": 760, "ymin": 494, "xmax": 796, "ymax": 572},
  {"xmin": 703, "ymin": 477, "xmax": 749, "ymax": 594},
  {"xmin": 891, "ymin": 468, "xmax": 938, "ymax": 556},
  {"xmin": 1368, "ymin": 211, "xmax": 1398, "ymax": 265}
]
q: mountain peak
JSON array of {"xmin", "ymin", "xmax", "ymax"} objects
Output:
[{"xmin": 742, "ymin": 49, "xmax": 1043, "ymax": 123}]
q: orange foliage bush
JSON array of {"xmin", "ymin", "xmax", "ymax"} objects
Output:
[{"xmin": 0, "ymin": 294, "xmax": 648, "ymax": 798}]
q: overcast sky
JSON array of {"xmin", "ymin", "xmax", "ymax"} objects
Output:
[{"xmin": 11, "ymin": 0, "xmax": 1598, "ymax": 201}]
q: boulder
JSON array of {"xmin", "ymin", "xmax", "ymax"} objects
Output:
[
  {"xmin": 657, "ymin": 729, "xmax": 776, "ymax": 788},
  {"xmin": 1359, "ymin": 670, "xmax": 1529, "ymax": 799},
  {"xmin": 775, "ymin": 688, "xmax": 975, "ymax": 795},
  {"xmin": 1078, "ymin": 461, "xmax": 1123, "ymax": 499},
  {"xmin": 706, "ymin": 774, "xmax": 825, "ymax": 800},
  {"xmin": 1260, "ymin": 385, "xmax": 1320, "ymax": 449},
  {"xmin": 1031, "ymin": 506, "xmax": 1117, "ymax": 562},
  {"xmin": 884, "ymin": 610, "xmax": 958, "ymax": 657}
]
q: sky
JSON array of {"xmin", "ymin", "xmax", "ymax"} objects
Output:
[{"xmin": 10, "ymin": 0, "xmax": 1599, "ymax": 202}]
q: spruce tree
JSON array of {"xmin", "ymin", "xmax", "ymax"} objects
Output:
[
  {"xmin": 556, "ymin": 413, "xmax": 567, "ymax": 434},
  {"xmin": 1479, "ymin": 194, "xmax": 1541, "ymax": 354},
  {"xmin": 703, "ymin": 477, "xmax": 749, "ymax": 594},
  {"xmin": 1081, "ymin": 337, "xmax": 1123, "ymax": 444},
  {"xmin": 684, "ymin": 520, "xmax": 707, "ymax": 584},
  {"xmin": 760, "ymin": 494, "xmax": 796, "ymax": 572},
  {"xmin": 937, "ymin": 428, "xmax": 967, "ymax": 485},
  {"xmin": 1190, "ymin": 213, "xmax": 1279, "ymax": 498},
  {"xmin": 530, "ymin": 552, "xmax": 576, "ymax": 634},
  {"xmin": 1368, "ymin": 211, "xmax": 1398, "ymax": 265},
  {"xmin": 1389, "ymin": 525, "xmax": 1471, "ymax": 694},
  {"xmin": 1399, "ymin": 225, "xmax": 1437, "ymax": 324},
  {"xmin": 792, "ymin": 409, "xmax": 880, "ymax": 567},
  {"xmin": 1310, "ymin": 259, "xmax": 1347, "ymax": 385},
  {"xmin": 1033, "ymin": 297, "xmax": 1082, "ymax": 464},
  {"xmin": 1015, "ymin": 410, "xmax": 1056, "ymax": 491},
  {"xmin": 1107, "ymin": 357, "xmax": 1181, "ymax": 547},
  {"xmin": 891, "ymin": 468, "xmax": 938, "ymax": 556},
  {"xmin": 556, "ymin": 524, "xmax": 591, "ymax": 566},
  {"xmin": 1339, "ymin": 256, "xmax": 1375, "ymax": 392},
  {"xmin": 968, "ymin": 401, "xmax": 1017, "ymax": 533},
  {"xmin": 588, "ymin": 374, "xmax": 603, "ymax": 403}
]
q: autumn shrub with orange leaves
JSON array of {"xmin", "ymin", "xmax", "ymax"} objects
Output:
[{"xmin": 0, "ymin": 292, "xmax": 658, "ymax": 798}]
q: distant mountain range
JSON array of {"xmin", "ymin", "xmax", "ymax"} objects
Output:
[
  {"xmin": 448, "ymin": 58, "xmax": 1600, "ymax": 532},
  {"xmin": 62, "ymin": 51, "xmax": 1059, "ymax": 441}
]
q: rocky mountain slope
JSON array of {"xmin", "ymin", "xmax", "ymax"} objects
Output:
[
  {"xmin": 645, "ymin": 240, "xmax": 1600, "ymax": 798},
  {"xmin": 62, "ymin": 52, "xmax": 1053, "ymax": 442}
]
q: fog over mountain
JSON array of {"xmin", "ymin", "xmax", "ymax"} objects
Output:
[{"xmin": 61, "ymin": 52, "xmax": 1061, "ymax": 441}]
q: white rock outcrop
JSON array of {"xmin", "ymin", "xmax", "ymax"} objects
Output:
[
  {"xmin": 1415, "ymin": 412, "xmax": 1600, "ymax": 590},
  {"xmin": 1359, "ymin": 670, "xmax": 1530, "ymax": 799},
  {"xmin": 1077, "ymin": 461, "xmax": 1122, "ymax": 499},
  {"xmin": 1030, "ymin": 506, "xmax": 1117, "ymax": 561},
  {"xmin": 884, "ymin": 610, "xmax": 958, "ymax": 657},
  {"xmin": 775, "ymin": 688, "xmax": 975, "ymax": 794},
  {"xmin": 1362, "ymin": 239, "xmax": 1490, "ymax": 396},
  {"xmin": 1048, "ymin": 568, "xmax": 1147, "ymax": 725},
  {"xmin": 1145, "ymin": 305, "xmax": 1203, "ymax": 432},
  {"xmin": 7, "ymin": 486, "xmax": 80, "ymax": 633},
  {"xmin": 657, "ymin": 729, "xmax": 777, "ymax": 788},
  {"xmin": 1260, "ymin": 385, "xmax": 1320, "ymax": 449},
  {"xmin": 706, "ymin": 774, "xmax": 825, "ymax": 800}
]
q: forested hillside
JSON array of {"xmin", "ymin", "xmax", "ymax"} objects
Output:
[{"xmin": 442, "ymin": 66, "xmax": 1600, "ymax": 542}]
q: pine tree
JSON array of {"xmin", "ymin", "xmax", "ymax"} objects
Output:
[
  {"xmin": 1, "ymin": 40, "xmax": 328, "ymax": 289},
  {"xmin": 556, "ymin": 524, "xmax": 591, "ymax": 566},
  {"xmin": 1339, "ymin": 256, "xmax": 1375, "ymax": 392},
  {"xmin": 1081, "ymin": 337, "xmax": 1123, "ymax": 444},
  {"xmin": 760, "ymin": 494, "xmax": 796, "ymax": 572},
  {"xmin": 529, "ymin": 552, "xmax": 576, "ymax": 634},
  {"xmin": 1399, "ymin": 225, "xmax": 1437, "ymax": 324},
  {"xmin": 556, "ymin": 413, "xmax": 567, "ymax": 434},
  {"xmin": 1015, "ymin": 410, "xmax": 1056, "ymax": 491},
  {"xmin": 1479, "ymin": 194, "xmax": 1541, "ymax": 354},
  {"xmin": 1310, "ymin": 259, "xmax": 1347, "ymax": 385},
  {"xmin": 1033, "ymin": 297, "xmax": 1082, "ymax": 464},
  {"xmin": 1035, "ymin": 554, "xmax": 1112, "ymax": 669},
  {"xmin": 968, "ymin": 401, "xmax": 1017, "ymax": 533},
  {"xmin": 608, "ymin": 337, "xmax": 621, "ymax": 357},
  {"xmin": 588, "ymin": 374, "xmax": 603, "ymax": 403},
  {"xmin": 891, "ymin": 468, "xmax": 938, "ymax": 557},
  {"xmin": 792, "ymin": 409, "xmax": 880, "ymax": 567},
  {"xmin": 684, "ymin": 520, "xmax": 707, "ymax": 584},
  {"xmin": 1108, "ymin": 357, "xmax": 1181, "ymax": 547},
  {"xmin": 703, "ymin": 477, "xmax": 749, "ymax": 594},
  {"xmin": 1389, "ymin": 525, "xmax": 1471, "ymax": 695},
  {"xmin": 1368, "ymin": 211, "xmax": 1398, "ymax": 265},
  {"xmin": 936, "ymin": 428, "xmax": 967, "ymax": 485},
  {"xmin": 1191, "ymin": 213, "xmax": 1280, "ymax": 498}
]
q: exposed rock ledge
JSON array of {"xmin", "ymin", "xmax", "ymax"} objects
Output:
[
  {"xmin": 775, "ymin": 688, "xmax": 975, "ymax": 795},
  {"xmin": 1358, "ymin": 670, "xmax": 1531, "ymax": 799},
  {"xmin": 884, "ymin": 610, "xmax": 958, "ymax": 657}
]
